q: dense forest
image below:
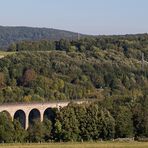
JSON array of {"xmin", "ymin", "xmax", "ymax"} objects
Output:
[
  {"xmin": 0, "ymin": 34, "xmax": 148, "ymax": 103},
  {"xmin": 0, "ymin": 26, "xmax": 80, "ymax": 48},
  {"xmin": 0, "ymin": 34, "xmax": 148, "ymax": 142}
]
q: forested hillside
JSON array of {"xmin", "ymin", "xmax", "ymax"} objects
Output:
[
  {"xmin": 0, "ymin": 34, "xmax": 148, "ymax": 103},
  {"xmin": 0, "ymin": 26, "xmax": 80, "ymax": 48},
  {"xmin": 0, "ymin": 34, "xmax": 148, "ymax": 142}
]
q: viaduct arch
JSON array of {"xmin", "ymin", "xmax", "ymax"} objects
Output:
[{"xmin": 0, "ymin": 101, "xmax": 85, "ymax": 129}]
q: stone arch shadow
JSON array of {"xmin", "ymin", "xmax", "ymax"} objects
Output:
[
  {"xmin": 14, "ymin": 109, "xmax": 26, "ymax": 129},
  {"xmin": 43, "ymin": 107, "xmax": 56, "ymax": 122},
  {"xmin": 29, "ymin": 108, "xmax": 41, "ymax": 126}
]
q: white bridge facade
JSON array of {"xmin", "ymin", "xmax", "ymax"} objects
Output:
[{"xmin": 0, "ymin": 101, "xmax": 85, "ymax": 129}]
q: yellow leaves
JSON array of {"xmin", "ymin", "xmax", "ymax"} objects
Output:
[
  {"xmin": 52, "ymin": 79, "xmax": 64, "ymax": 90},
  {"xmin": 23, "ymin": 95, "xmax": 32, "ymax": 102},
  {"xmin": 0, "ymin": 72, "xmax": 5, "ymax": 88},
  {"xmin": 130, "ymin": 89, "xmax": 143, "ymax": 100}
]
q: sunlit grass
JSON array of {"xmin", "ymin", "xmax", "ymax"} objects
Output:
[
  {"xmin": 0, "ymin": 51, "xmax": 16, "ymax": 58},
  {"xmin": 0, "ymin": 142, "xmax": 148, "ymax": 148}
]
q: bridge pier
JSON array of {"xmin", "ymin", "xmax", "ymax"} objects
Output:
[
  {"xmin": 25, "ymin": 112, "xmax": 29, "ymax": 130},
  {"xmin": 40, "ymin": 110, "xmax": 44, "ymax": 122}
]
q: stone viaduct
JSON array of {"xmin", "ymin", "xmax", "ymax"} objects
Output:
[{"xmin": 0, "ymin": 101, "xmax": 85, "ymax": 129}]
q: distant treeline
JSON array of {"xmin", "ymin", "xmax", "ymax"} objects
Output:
[
  {"xmin": 0, "ymin": 99, "xmax": 148, "ymax": 143},
  {"xmin": 0, "ymin": 26, "xmax": 80, "ymax": 48},
  {"xmin": 8, "ymin": 34, "xmax": 148, "ymax": 60}
]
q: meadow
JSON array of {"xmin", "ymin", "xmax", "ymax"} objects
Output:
[{"xmin": 0, "ymin": 142, "xmax": 148, "ymax": 148}]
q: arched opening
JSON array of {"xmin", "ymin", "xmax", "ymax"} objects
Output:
[
  {"xmin": 14, "ymin": 110, "xmax": 26, "ymax": 129},
  {"xmin": 29, "ymin": 108, "xmax": 41, "ymax": 125},
  {"xmin": 43, "ymin": 108, "xmax": 56, "ymax": 122},
  {"xmin": 1, "ymin": 110, "xmax": 12, "ymax": 120}
]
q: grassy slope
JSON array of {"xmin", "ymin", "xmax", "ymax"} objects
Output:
[
  {"xmin": 0, "ymin": 142, "xmax": 148, "ymax": 148},
  {"xmin": 0, "ymin": 51, "xmax": 16, "ymax": 58}
]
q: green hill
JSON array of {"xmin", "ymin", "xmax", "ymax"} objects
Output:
[
  {"xmin": 0, "ymin": 34, "xmax": 148, "ymax": 142},
  {"xmin": 0, "ymin": 26, "xmax": 81, "ymax": 49},
  {"xmin": 0, "ymin": 34, "xmax": 148, "ymax": 103}
]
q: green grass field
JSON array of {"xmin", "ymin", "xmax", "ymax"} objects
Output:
[{"xmin": 0, "ymin": 142, "xmax": 148, "ymax": 148}]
